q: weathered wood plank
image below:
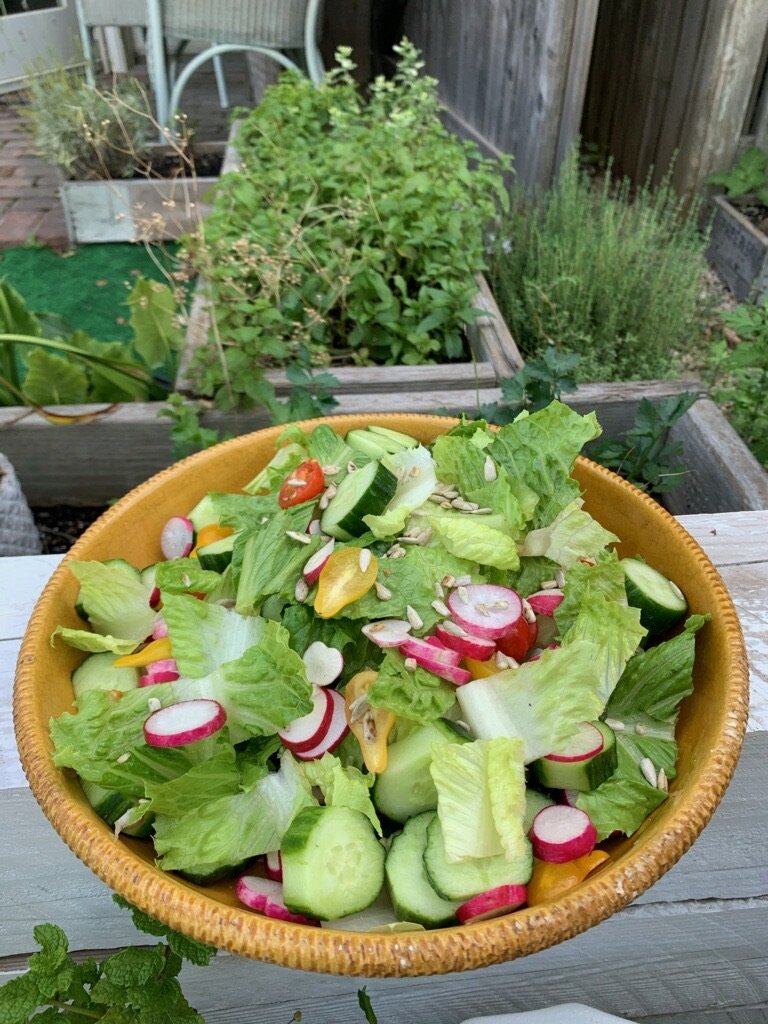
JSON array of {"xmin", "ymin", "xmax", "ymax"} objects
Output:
[
  {"xmin": 677, "ymin": 511, "xmax": 768, "ymax": 567},
  {"xmin": 706, "ymin": 195, "xmax": 768, "ymax": 302}
]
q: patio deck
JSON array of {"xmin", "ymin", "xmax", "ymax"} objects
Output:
[{"xmin": 0, "ymin": 54, "xmax": 253, "ymax": 249}]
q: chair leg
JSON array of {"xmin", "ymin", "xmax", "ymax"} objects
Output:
[
  {"xmin": 74, "ymin": 0, "xmax": 96, "ymax": 85},
  {"xmin": 212, "ymin": 49, "xmax": 230, "ymax": 109},
  {"xmin": 304, "ymin": 0, "xmax": 325, "ymax": 85}
]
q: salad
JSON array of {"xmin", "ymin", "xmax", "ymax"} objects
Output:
[{"xmin": 49, "ymin": 402, "xmax": 704, "ymax": 930}]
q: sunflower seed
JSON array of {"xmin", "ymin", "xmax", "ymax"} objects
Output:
[
  {"xmin": 440, "ymin": 620, "xmax": 466, "ymax": 637},
  {"xmin": 375, "ymin": 581, "xmax": 392, "ymax": 600},
  {"xmin": 442, "ymin": 488, "xmax": 459, "ymax": 500},
  {"xmin": 147, "ymin": 697, "xmax": 162, "ymax": 713},
  {"xmin": 318, "ymin": 483, "xmax": 336, "ymax": 510},
  {"xmin": 285, "ymin": 477, "xmax": 305, "ymax": 487},
  {"xmin": 476, "ymin": 602, "xmax": 491, "ymax": 616},
  {"xmin": 386, "ymin": 543, "xmax": 407, "ymax": 559},
  {"xmin": 434, "ymin": 581, "xmax": 444, "ymax": 599},
  {"xmin": 440, "ymin": 500, "xmax": 453, "ymax": 509},
  {"xmin": 322, "ymin": 464, "xmax": 340, "ymax": 476},
  {"xmin": 429, "ymin": 494, "xmax": 446, "ymax": 504},
  {"xmin": 403, "ymin": 526, "xmax": 423, "ymax": 539},
  {"xmin": 260, "ymin": 516, "xmax": 270, "ymax": 524},
  {"xmin": 639, "ymin": 757, "xmax": 658, "ymax": 787},
  {"xmin": 181, "ymin": 573, "xmax": 192, "ymax": 588},
  {"xmin": 635, "ymin": 723, "xmax": 648, "ymax": 736},
  {"xmin": 540, "ymin": 579, "xmax": 559, "ymax": 589},
  {"xmin": 294, "ymin": 578, "xmax": 309, "ymax": 602},
  {"xmin": 555, "ymin": 570, "xmax": 565, "ymax": 588},
  {"xmin": 484, "ymin": 455, "xmax": 497, "ymax": 481},
  {"xmin": 431, "ymin": 599, "xmax": 450, "ymax": 617},
  {"xmin": 417, "ymin": 527, "xmax": 432, "ymax": 545},
  {"xmin": 411, "ymin": 508, "xmax": 429, "ymax": 517},
  {"xmin": 454, "ymin": 575, "xmax": 472, "ymax": 587},
  {"xmin": 404, "ymin": 657, "xmax": 418, "ymax": 671},
  {"xmin": 491, "ymin": 600, "xmax": 509, "ymax": 609},
  {"xmin": 406, "ymin": 605, "xmax": 423, "ymax": 629},
  {"xmin": 348, "ymin": 694, "xmax": 369, "ymax": 722},
  {"xmin": 471, "ymin": 507, "xmax": 493, "ymax": 514},
  {"xmin": 347, "ymin": 461, "xmax": 358, "ymax": 474},
  {"xmin": 657, "ymin": 768, "xmax": 669, "ymax": 793},
  {"xmin": 457, "ymin": 586, "xmax": 469, "ymax": 603},
  {"xmin": 358, "ymin": 548, "xmax": 372, "ymax": 573},
  {"xmin": 441, "ymin": 575, "xmax": 456, "ymax": 588},
  {"xmin": 604, "ymin": 718, "xmax": 626, "ymax": 732},
  {"xmin": 286, "ymin": 530, "xmax": 312, "ymax": 544},
  {"xmin": 522, "ymin": 599, "xmax": 536, "ymax": 624},
  {"xmin": 495, "ymin": 652, "xmax": 518, "ymax": 670},
  {"xmin": 116, "ymin": 752, "xmax": 131, "ymax": 764},
  {"xmin": 409, "ymin": 465, "xmax": 421, "ymax": 478},
  {"xmin": 452, "ymin": 497, "xmax": 478, "ymax": 512}
]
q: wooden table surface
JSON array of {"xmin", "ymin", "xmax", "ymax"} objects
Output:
[{"xmin": 2, "ymin": 511, "xmax": 767, "ymax": 1024}]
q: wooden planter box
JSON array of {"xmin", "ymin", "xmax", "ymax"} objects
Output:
[
  {"xmin": 58, "ymin": 130, "xmax": 239, "ymax": 245},
  {"xmin": 706, "ymin": 194, "xmax": 768, "ymax": 302}
]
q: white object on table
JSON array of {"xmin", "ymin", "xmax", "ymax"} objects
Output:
[{"xmin": 461, "ymin": 1005, "xmax": 636, "ymax": 1024}]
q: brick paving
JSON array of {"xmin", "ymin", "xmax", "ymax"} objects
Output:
[{"xmin": 0, "ymin": 56, "xmax": 253, "ymax": 250}]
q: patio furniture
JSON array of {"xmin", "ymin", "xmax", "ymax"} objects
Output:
[{"xmin": 2, "ymin": 510, "xmax": 767, "ymax": 1019}]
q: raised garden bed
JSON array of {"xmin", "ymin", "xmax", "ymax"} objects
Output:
[{"xmin": 706, "ymin": 194, "xmax": 768, "ymax": 302}]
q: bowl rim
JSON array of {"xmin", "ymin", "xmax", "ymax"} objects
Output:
[{"xmin": 13, "ymin": 412, "xmax": 750, "ymax": 976}]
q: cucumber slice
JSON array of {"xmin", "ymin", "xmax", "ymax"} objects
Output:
[
  {"xmin": 320, "ymin": 459, "xmax": 398, "ymax": 539},
  {"xmin": 176, "ymin": 860, "xmax": 250, "ymax": 886},
  {"xmin": 423, "ymin": 816, "xmax": 533, "ymax": 901},
  {"xmin": 75, "ymin": 558, "xmax": 141, "ymax": 620},
  {"xmin": 385, "ymin": 813, "xmax": 460, "ymax": 927},
  {"xmin": 621, "ymin": 557, "xmax": 688, "ymax": 636},
  {"xmin": 373, "ymin": 720, "xmax": 470, "ymax": 823},
  {"xmin": 532, "ymin": 721, "xmax": 617, "ymax": 792},
  {"xmin": 196, "ymin": 534, "xmax": 235, "ymax": 573},
  {"xmin": 187, "ymin": 494, "xmax": 220, "ymax": 532},
  {"xmin": 347, "ymin": 429, "xmax": 400, "ymax": 459},
  {"xmin": 140, "ymin": 563, "xmax": 158, "ymax": 590},
  {"xmin": 80, "ymin": 780, "xmax": 153, "ymax": 837},
  {"xmin": 71, "ymin": 652, "xmax": 139, "ymax": 699},
  {"xmin": 281, "ymin": 806, "xmax": 385, "ymax": 920},
  {"xmin": 368, "ymin": 426, "xmax": 419, "ymax": 449}
]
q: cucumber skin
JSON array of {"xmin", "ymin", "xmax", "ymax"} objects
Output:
[
  {"xmin": 621, "ymin": 558, "xmax": 687, "ymax": 636},
  {"xmin": 532, "ymin": 722, "xmax": 617, "ymax": 792},
  {"xmin": 321, "ymin": 460, "xmax": 398, "ymax": 539},
  {"xmin": 72, "ymin": 652, "xmax": 139, "ymax": 699},
  {"xmin": 423, "ymin": 817, "xmax": 533, "ymax": 902},
  {"xmin": 385, "ymin": 813, "xmax": 459, "ymax": 928},
  {"xmin": 281, "ymin": 806, "xmax": 386, "ymax": 920},
  {"xmin": 197, "ymin": 537, "xmax": 234, "ymax": 573}
]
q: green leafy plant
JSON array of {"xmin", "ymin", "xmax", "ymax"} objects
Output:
[
  {"xmin": 589, "ymin": 391, "xmax": 699, "ymax": 494},
  {"xmin": 707, "ymin": 302, "xmax": 768, "ymax": 468},
  {"xmin": 19, "ymin": 70, "xmax": 154, "ymax": 181},
  {"xmin": 489, "ymin": 148, "xmax": 709, "ymax": 381},
  {"xmin": 478, "ymin": 346, "xmax": 580, "ymax": 424},
  {"xmin": 706, "ymin": 146, "xmax": 768, "ymax": 205},
  {"xmin": 183, "ymin": 40, "xmax": 508, "ymax": 414}
]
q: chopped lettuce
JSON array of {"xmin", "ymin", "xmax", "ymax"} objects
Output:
[
  {"xmin": 235, "ymin": 507, "xmax": 323, "ymax": 613},
  {"xmin": 280, "ymin": 603, "xmax": 383, "ymax": 681},
  {"xmin": 430, "ymin": 516, "xmax": 520, "ymax": 571},
  {"xmin": 68, "ymin": 561, "xmax": 155, "ymax": 642},
  {"xmin": 161, "ymin": 595, "xmax": 267, "ymax": 678},
  {"xmin": 207, "ymin": 492, "xmax": 278, "ymax": 530},
  {"xmin": 430, "ymin": 737, "xmax": 527, "ymax": 863},
  {"xmin": 236, "ymin": 735, "xmax": 283, "ymax": 790},
  {"xmin": 243, "ymin": 443, "xmax": 305, "ymax": 496},
  {"xmin": 301, "ymin": 753, "xmax": 381, "ymax": 835},
  {"xmin": 154, "ymin": 558, "xmax": 223, "ymax": 596},
  {"xmin": 519, "ymin": 500, "xmax": 619, "ymax": 568},
  {"xmin": 576, "ymin": 746, "xmax": 667, "ymax": 841},
  {"xmin": 51, "ymin": 627, "xmax": 137, "ymax": 656},
  {"xmin": 560, "ymin": 592, "xmax": 646, "ymax": 703},
  {"xmin": 367, "ymin": 650, "xmax": 456, "ymax": 724},
  {"xmin": 555, "ymin": 554, "xmax": 628, "ymax": 634},
  {"xmin": 139, "ymin": 743, "xmax": 239, "ymax": 817},
  {"xmin": 506, "ymin": 556, "xmax": 561, "ymax": 597}
]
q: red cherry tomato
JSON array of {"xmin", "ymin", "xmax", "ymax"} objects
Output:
[
  {"xmin": 496, "ymin": 616, "xmax": 538, "ymax": 662},
  {"xmin": 278, "ymin": 460, "xmax": 325, "ymax": 508}
]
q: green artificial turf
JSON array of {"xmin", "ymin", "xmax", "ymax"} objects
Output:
[{"xmin": 0, "ymin": 242, "xmax": 180, "ymax": 343}]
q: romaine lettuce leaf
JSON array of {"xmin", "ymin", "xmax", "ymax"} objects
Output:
[
  {"xmin": 367, "ymin": 650, "xmax": 456, "ymax": 724},
  {"xmin": 161, "ymin": 595, "xmax": 267, "ymax": 678},
  {"xmin": 430, "ymin": 516, "xmax": 520, "ymax": 571},
  {"xmin": 506, "ymin": 556, "xmax": 561, "ymax": 597},
  {"xmin": 235, "ymin": 507, "xmax": 323, "ymax": 613},
  {"xmin": 560, "ymin": 592, "xmax": 646, "ymax": 703},
  {"xmin": 236, "ymin": 735, "xmax": 283, "ymax": 790},
  {"xmin": 519, "ymin": 500, "xmax": 619, "ymax": 568},
  {"xmin": 555, "ymin": 554, "xmax": 627, "ymax": 635},
  {"xmin": 153, "ymin": 751, "xmax": 314, "ymax": 872},
  {"xmin": 301, "ymin": 753, "xmax": 381, "ymax": 835},
  {"xmin": 489, "ymin": 402, "xmax": 601, "ymax": 528},
  {"xmin": 576, "ymin": 746, "xmax": 667, "ymax": 841},
  {"xmin": 51, "ymin": 627, "xmax": 137, "ymax": 656},
  {"xmin": 155, "ymin": 558, "xmax": 223, "ymax": 596},
  {"xmin": 139, "ymin": 743, "xmax": 239, "ymax": 816},
  {"xmin": 207, "ymin": 492, "xmax": 278, "ymax": 530},
  {"xmin": 243, "ymin": 443, "xmax": 305, "ymax": 496},
  {"xmin": 68, "ymin": 561, "xmax": 155, "ymax": 642},
  {"xmin": 280, "ymin": 603, "xmax": 383, "ymax": 681}
]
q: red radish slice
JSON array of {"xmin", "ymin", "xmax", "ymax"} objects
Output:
[
  {"xmin": 435, "ymin": 622, "xmax": 495, "ymax": 661},
  {"xmin": 561, "ymin": 789, "xmax": 580, "ymax": 807},
  {"xmin": 307, "ymin": 519, "xmax": 323, "ymax": 536},
  {"xmin": 400, "ymin": 637, "xmax": 461, "ymax": 667},
  {"xmin": 294, "ymin": 689, "xmax": 349, "ymax": 761},
  {"xmin": 456, "ymin": 884, "xmax": 528, "ymax": 924},
  {"xmin": 264, "ymin": 850, "xmax": 283, "ymax": 882},
  {"xmin": 435, "ymin": 663, "xmax": 473, "ymax": 687},
  {"xmin": 545, "ymin": 722, "xmax": 604, "ymax": 763},
  {"xmin": 144, "ymin": 699, "xmax": 226, "ymax": 747},
  {"xmin": 160, "ymin": 516, "xmax": 195, "ymax": 560},
  {"xmin": 527, "ymin": 589, "xmax": 564, "ymax": 617},
  {"xmin": 303, "ymin": 641, "xmax": 343, "ymax": 687},
  {"xmin": 447, "ymin": 584, "xmax": 523, "ymax": 641},
  {"xmin": 496, "ymin": 616, "xmax": 537, "ymax": 662},
  {"xmin": 235, "ymin": 875, "xmax": 318, "ymax": 926},
  {"xmin": 139, "ymin": 658, "xmax": 180, "ymax": 686},
  {"xmin": 148, "ymin": 586, "xmax": 162, "ymax": 610},
  {"xmin": 303, "ymin": 538, "xmax": 335, "ymax": 586},
  {"xmin": 529, "ymin": 805, "xmax": 597, "ymax": 863},
  {"xmin": 151, "ymin": 617, "xmax": 168, "ymax": 640},
  {"xmin": 278, "ymin": 687, "xmax": 333, "ymax": 754},
  {"xmin": 424, "ymin": 635, "xmax": 451, "ymax": 651},
  {"xmin": 361, "ymin": 619, "xmax": 412, "ymax": 648}
]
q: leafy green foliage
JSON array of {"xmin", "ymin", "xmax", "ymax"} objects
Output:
[
  {"xmin": 479, "ymin": 347, "xmax": 580, "ymax": 424},
  {"xmin": 489, "ymin": 149, "xmax": 709, "ymax": 381},
  {"xmin": 184, "ymin": 40, "xmax": 508, "ymax": 411},
  {"xmin": 589, "ymin": 392, "xmax": 699, "ymax": 494},
  {"xmin": 706, "ymin": 302, "xmax": 768, "ymax": 468},
  {"xmin": 19, "ymin": 71, "xmax": 153, "ymax": 181},
  {"xmin": 357, "ymin": 988, "xmax": 378, "ymax": 1024},
  {"xmin": 706, "ymin": 146, "xmax": 768, "ymax": 205}
]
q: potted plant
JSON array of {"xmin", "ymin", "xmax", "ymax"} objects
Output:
[
  {"xmin": 18, "ymin": 69, "xmax": 237, "ymax": 245},
  {"xmin": 705, "ymin": 146, "xmax": 768, "ymax": 302}
]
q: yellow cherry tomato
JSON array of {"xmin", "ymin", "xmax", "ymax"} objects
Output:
[
  {"xmin": 113, "ymin": 637, "xmax": 172, "ymax": 668},
  {"xmin": 190, "ymin": 523, "xmax": 234, "ymax": 557},
  {"xmin": 344, "ymin": 669, "xmax": 396, "ymax": 774},
  {"xmin": 464, "ymin": 656, "xmax": 500, "ymax": 679},
  {"xmin": 526, "ymin": 850, "xmax": 610, "ymax": 906},
  {"xmin": 314, "ymin": 547, "xmax": 378, "ymax": 619}
]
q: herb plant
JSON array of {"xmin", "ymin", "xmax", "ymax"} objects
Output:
[
  {"xmin": 478, "ymin": 347, "xmax": 580, "ymax": 424},
  {"xmin": 707, "ymin": 302, "xmax": 768, "ymax": 468},
  {"xmin": 183, "ymin": 40, "xmax": 508, "ymax": 413},
  {"xmin": 489, "ymin": 149, "xmax": 709, "ymax": 381},
  {"xmin": 706, "ymin": 146, "xmax": 768, "ymax": 205}
]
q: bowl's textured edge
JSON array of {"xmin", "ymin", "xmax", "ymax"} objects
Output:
[{"xmin": 13, "ymin": 414, "xmax": 750, "ymax": 977}]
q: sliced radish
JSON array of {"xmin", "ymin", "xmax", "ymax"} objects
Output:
[
  {"xmin": 447, "ymin": 584, "xmax": 523, "ymax": 641},
  {"xmin": 561, "ymin": 789, "xmax": 580, "ymax": 807},
  {"xmin": 435, "ymin": 622, "xmax": 496, "ymax": 661},
  {"xmin": 303, "ymin": 538, "xmax": 335, "ymax": 586},
  {"xmin": 527, "ymin": 589, "xmax": 564, "ymax": 617},
  {"xmin": 400, "ymin": 637, "xmax": 460, "ymax": 667},
  {"xmin": 139, "ymin": 658, "xmax": 180, "ymax": 686},
  {"xmin": 264, "ymin": 850, "xmax": 283, "ymax": 882},
  {"xmin": 303, "ymin": 641, "xmax": 343, "ymax": 687},
  {"xmin": 148, "ymin": 586, "xmax": 162, "ymax": 610},
  {"xmin": 144, "ymin": 699, "xmax": 226, "ymax": 747},
  {"xmin": 435, "ymin": 663, "xmax": 473, "ymax": 687},
  {"xmin": 362, "ymin": 619, "xmax": 412, "ymax": 648},
  {"xmin": 307, "ymin": 519, "xmax": 323, "ymax": 536},
  {"xmin": 496, "ymin": 616, "xmax": 537, "ymax": 662},
  {"xmin": 456, "ymin": 884, "xmax": 528, "ymax": 924},
  {"xmin": 424, "ymin": 635, "xmax": 451, "ymax": 651},
  {"xmin": 294, "ymin": 689, "xmax": 349, "ymax": 761},
  {"xmin": 160, "ymin": 516, "xmax": 195, "ymax": 560},
  {"xmin": 235, "ymin": 875, "xmax": 318, "ymax": 926},
  {"xmin": 529, "ymin": 805, "xmax": 598, "ymax": 863},
  {"xmin": 151, "ymin": 616, "xmax": 168, "ymax": 640},
  {"xmin": 545, "ymin": 722, "xmax": 604, "ymax": 763},
  {"xmin": 278, "ymin": 687, "xmax": 333, "ymax": 754}
]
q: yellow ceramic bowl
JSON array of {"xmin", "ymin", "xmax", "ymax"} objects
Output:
[{"xmin": 14, "ymin": 414, "xmax": 749, "ymax": 977}]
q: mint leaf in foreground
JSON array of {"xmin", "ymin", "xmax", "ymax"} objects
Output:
[{"xmin": 112, "ymin": 896, "xmax": 216, "ymax": 966}]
